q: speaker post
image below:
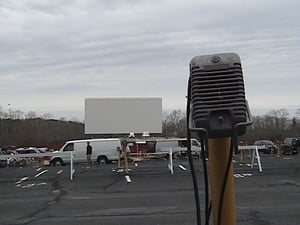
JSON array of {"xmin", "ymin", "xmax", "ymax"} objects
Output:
[
  {"xmin": 188, "ymin": 52, "xmax": 252, "ymax": 225},
  {"xmin": 208, "ymin": 137, "xmax": 236, "ymax": 225},
  {"xmin": 121, "ymin": 140, "xmax": 129, "ymax": 175}
]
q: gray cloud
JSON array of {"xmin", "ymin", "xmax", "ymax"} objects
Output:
[{"xmin": 0, "ymin": 0, "xmax": 299, "ymax": 120}]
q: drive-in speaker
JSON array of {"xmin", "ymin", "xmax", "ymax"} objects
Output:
[{"xmin": 189, "ymin": 53, "xmax": 248, "ymax": 138}]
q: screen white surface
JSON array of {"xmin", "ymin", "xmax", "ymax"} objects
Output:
[{"xmin": 85, "ymin": 98, "xmax": 162, "ymax": 134}]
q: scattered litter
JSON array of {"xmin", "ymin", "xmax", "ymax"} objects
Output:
[
  {"xmin": 16, "ymin": 176, "xmax": 29, "ymax": 184},
  {"xmin": 35, "ymin": 169, "xmax": 48, "ymax": 178},
  {"xmin": 234, "ymin": 173, "xmax": 253, "ymax": 178},
  {"xmin": 22, "ymin": 183, "xmax": 36, "ymax": 188},
  {"xmin": 20, "ymin": 176, "xmax": 29, "ymax": 181},
  {"xmin": 178, "ymin": 165, "xmax": 187, "ymax": 171},
  {"xmin": 242, "ymin": 173, "xmax": 252, "ymax": 177},
  {"xmin": 125, "ymin": 175, "xmax": 131, "ymax": 183},
  {"xmin": 135, "ymin": 163, "xmax": 138, "ymax": 167},
  {"xmin": 52, "ymin": 189, "xmax": 61, "ymax": 194},
  {"xmin": 112, "ymin": 168, "xmax": 120, "ymax": 172},
  {"xmin": 234, "ymin": 174, "xmax": 245, "ymax": 178},
  {"xmin": 56, "ymin": 169, "xmax": 63, "ymax": 174}
]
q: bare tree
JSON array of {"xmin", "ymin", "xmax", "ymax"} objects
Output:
[
  {"xmin": 41, "ymin": 113, "xmax": 54, "ymax": 120},
  {"xmin": 268, "ymin": 109, "xmax": 289, "ymax": 130},
  {"xmin": 25, "ymin": 111, "xmax": 38, "ymax": 119},
  {"xmin": 11, "ymin": 110, "xmax": 24, "ymax": 119},
  {"xmin": 162, "ymin": 110, "xmax": 186, "ymax": 137},
  {"xmin": 0, "ymin": 106, "xmax": 5, "ymax": 119}
]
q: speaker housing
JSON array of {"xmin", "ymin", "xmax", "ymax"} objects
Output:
[{"xmin": 189, "ymin": 53, "xmax": 247, "ymax": 138}]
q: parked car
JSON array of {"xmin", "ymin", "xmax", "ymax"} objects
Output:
[
  {"xmin": 152, "ymin": 138, "xmax": 202, "ymax": 159},
  {"xmin": 16, "ymin": 147, "xmax": 51, "ymax": 164},
  {"xmin": 281, "ymin": 138, "xmax": 300, "ymax": 155},
  {"xmin": 253, "ymin": 140, "xmax": 277, "ymax": 154},
  {"xmin": 16, "ymin": 147, "xmax": 40, "ymax": 154}
]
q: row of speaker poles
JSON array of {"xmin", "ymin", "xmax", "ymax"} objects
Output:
[{"xmin": 115, "ymin": 140, "xmax": 131, "ymax": 183}]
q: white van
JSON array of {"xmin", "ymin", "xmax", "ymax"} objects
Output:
[
  {"xmin": 50, "ymin": 138, "xmax": 121, "ymax": 166},
  {"xmin": 154, "ymin": 138, "xmax": 201, "ymax": 158}
]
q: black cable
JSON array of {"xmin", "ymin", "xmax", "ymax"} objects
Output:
[
  {"xmin": 217, "ymin": 137, "xmax": 234, "ymax": 225},
  {"xmin": 200, "ymin": 137, "xmax": 211, "ymax": 225},
  {"xmin": 186, "ymin": 78, "xmax": 201, "ymax": 225}
]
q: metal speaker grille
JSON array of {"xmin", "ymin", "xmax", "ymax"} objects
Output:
[{"xmin": 189, "ymin": 53, "xmax": 247, "ymax": 133}]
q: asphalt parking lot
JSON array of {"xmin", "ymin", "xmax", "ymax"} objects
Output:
[{"xmin": 0, "ymin": 154, "xmax": 299, "ymax": 225}]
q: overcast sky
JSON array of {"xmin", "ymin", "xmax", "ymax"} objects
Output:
[{"xmin": 0, "ymin": 0, "xmax": 299, "ymax": 120}]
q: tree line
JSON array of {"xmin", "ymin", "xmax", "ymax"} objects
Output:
[
  {"xmin": 0, "ymin": 106, "xmax": 86, "ymax": 150},
  {"xmin": 0, "ymin": 107, "xmax": 299, "ymax": 150},
  {"xmin": 0, "ymin": 106, "xmax": 80, "ymax": 122},
  {"xmin": 162, "ymin": 108, "xmax": 300, "ymax": 143},
  {"xmin": 0, "ymin": 119, "xmax": 85, "ymax": 149}
]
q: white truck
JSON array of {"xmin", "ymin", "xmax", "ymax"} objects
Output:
[
  {"xmin": 153, "ymin": 138, "xmax": 202, "ymax": 158},
  {"xmin": 50, "ymin": 138, "xmax": 121, "ymax": 166}
]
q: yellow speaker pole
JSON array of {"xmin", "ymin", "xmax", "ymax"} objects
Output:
[
  {"xmin": 208, "ymin": 137, "xmax": 236, "ymax": 225},
  {"xmin": 240, "ymin": 149, "xmax": 244, "ymax": 163},
  {"xmin": 123, "ymin": 145, "xmax": 129, "ymax": 175},
  {"xmin": 117, "ymin": 147, "xmax": 121, "ymax": 169}
]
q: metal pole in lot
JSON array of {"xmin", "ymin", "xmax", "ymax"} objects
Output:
[
  {"xmin": 238, "ymin": 146, "xmax": 263, "ymax": 172},
  {"xmin": 70, "ymin": 152, "xmax": 74, "ymax": 180},
  {"xmin": 255, "ymin": 146, "xmax": 262, "ymax": 172},
  {"xmin": 168, "ymin": 148, "xmax": 173, "ymax": 175}
]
